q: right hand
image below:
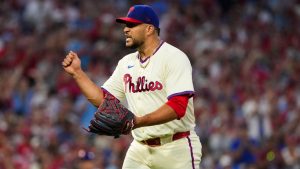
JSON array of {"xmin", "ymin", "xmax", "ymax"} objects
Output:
[{"xmin": 62, "ymin": 51, "xmax": 81, "ymax": 76}]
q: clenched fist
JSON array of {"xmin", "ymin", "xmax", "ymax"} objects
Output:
[{"xmin": 62, "ymin": 51, "xmax": 82, "ymax": 76}]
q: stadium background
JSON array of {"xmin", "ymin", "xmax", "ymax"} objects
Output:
[{"xmin": 0, "ymin": 0, "xmax": 299, "ymax": 169}]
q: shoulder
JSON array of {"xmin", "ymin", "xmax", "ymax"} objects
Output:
[
  {"xmin": 162, "ymin": 42, "xmax": 186, "ymax": 55},
  {"xmin": 160, "ymin": 42, "xmax": 191, "ymax": 65},
  {"xmin": 117, "ymin": 52, "xmax": 138, "ymax": 65},
  {"xmin": 161, "ymin": 42, "xmax": 189, "ymax": 60}
]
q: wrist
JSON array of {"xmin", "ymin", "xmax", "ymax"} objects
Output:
[
  {"xmin": 133, "ymin": 116, "xmax": 143, "ymax": 129},
  {"xmin": 72, "ymin": 69, "xmax": 84, "ymax": 79}
]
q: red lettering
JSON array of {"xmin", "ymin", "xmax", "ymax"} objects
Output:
[
  {"xmin": 136, "ymin": 77, "xmax": 142, "ymax": 92},
  {"xmin": 123, "ymin": 74, "xmax": 163, "ymax": 93},
  {"xmin": 141, "ymin": 76, "xmax": 148, "ymax": 92},
  {"xmin": 149, "ymin": 82, "xmax": 155, "ymax": 91},
  {"xmin": 155, "ymin": 81, "xmax": 163, "ymax": 90},
  {"xmin": 123, "ymin": 74, "xmax": 131, "ymax": 92}
]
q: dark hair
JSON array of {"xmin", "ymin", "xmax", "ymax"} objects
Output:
[{"xmin": 156, "ymin": 27, "xmax": 160, "ymax": 36}]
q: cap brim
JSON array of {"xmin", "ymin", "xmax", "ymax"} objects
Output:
[{"xmin": 116, "ymin": 17, "xmax": 143, "ymax": 24}]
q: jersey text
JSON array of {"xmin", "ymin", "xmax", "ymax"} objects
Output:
[{"xmin": 123, "ymin": 74, "xmax": 163, "ymax": 93}]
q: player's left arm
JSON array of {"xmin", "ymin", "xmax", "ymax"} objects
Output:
[
  {"xmin": 133, "ymin": 95, "xmax": 189, "ymax": 128},
  {"xmin": 134, "ymin": 50, "xmax": 192, "ymax": 128},
  {"xmin": 133, "ymin": 104, "xmax": 177, "ymax": 128}
]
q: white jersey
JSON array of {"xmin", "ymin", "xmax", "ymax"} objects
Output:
[{"xmin": 102, "ymin": 42, "xmax": 196, "ymax": 141}]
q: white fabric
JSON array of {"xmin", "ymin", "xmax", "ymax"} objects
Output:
[{"xmin": 102, "ymin": 42, "xmax": 196, "ymax": 141}]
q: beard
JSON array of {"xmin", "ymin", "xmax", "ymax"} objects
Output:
[
  {"xmin": 126, "ymin": 37, "xmax": 144, "ymax": 49},
  {"xmin": 128, "ymin": 43, "xmax": 141, "ymax": 49}
]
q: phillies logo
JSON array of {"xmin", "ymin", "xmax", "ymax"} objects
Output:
[
  {"xmin": 127, "ymin": 7, "xmax": 134, "ymax": 16},
  {"xmin": 123, "ymin": 74, "xmax": 163, "ymax": 93}
]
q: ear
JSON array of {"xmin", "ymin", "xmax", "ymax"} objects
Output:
[{"xmin": 145, "ymin": 25, "xmax": 156, "ymax": 36}]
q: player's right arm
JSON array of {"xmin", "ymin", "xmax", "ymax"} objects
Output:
[{"xmin": 62, "ymin": 51, "xmax": 104, "ymax": 107}]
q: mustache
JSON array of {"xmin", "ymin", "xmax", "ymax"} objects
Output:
[{"xmin": 125, "ymin": 33, "xmax": 132, "ymax": 38}]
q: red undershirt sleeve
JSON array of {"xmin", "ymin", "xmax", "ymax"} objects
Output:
[{"xmin": 166, "ymin": 95, "xmax": 189, "ymax": 119}]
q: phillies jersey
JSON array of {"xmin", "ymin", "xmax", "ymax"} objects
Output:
[{"xmin": 102, "ymin": 41, "xmax": 195, "ymax": 141}]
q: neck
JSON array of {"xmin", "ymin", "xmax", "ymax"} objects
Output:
[{"xmin": 138, "ymin": 37, "xmax": 161, "ymax": 59}]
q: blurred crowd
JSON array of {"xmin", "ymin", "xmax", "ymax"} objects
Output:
[{"xmin": 0, "ymin": 0, "xmax": 300, "ymax": 169}]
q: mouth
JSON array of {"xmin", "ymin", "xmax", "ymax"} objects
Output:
[{"xmin": 125, "ymin": 36, "xmax": 132, "ymax": 43}]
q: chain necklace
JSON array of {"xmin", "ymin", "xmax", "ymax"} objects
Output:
[
  {"xmin": 139, "ymin": 56, "xmax": 151, "ymax": 68},
  {"xmin": 138, "ymin": 40, "xmax": 163, "ymax": 69}
]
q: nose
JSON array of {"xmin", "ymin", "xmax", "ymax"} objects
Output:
[{"xmin": 123, "ymin": 26, "xmax": 130, "ymax": 33}]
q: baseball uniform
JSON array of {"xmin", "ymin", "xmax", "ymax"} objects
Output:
[{"xmin": 102, "ymin": 41, "xmax": 202, "ymax": 169}]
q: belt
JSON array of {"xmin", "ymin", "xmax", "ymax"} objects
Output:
[{"xmin": 140, "ymin": 131, "xmax": 190, "ymax": 146}]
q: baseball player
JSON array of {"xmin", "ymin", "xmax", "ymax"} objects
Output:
[{"xmin": 62, "ymin": 4, "xmax": 202, "ymax": 169}]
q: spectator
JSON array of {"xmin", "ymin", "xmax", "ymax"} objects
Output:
[
  {"xmin": 229, "ymin": 121, "xmax": 259, "ymax": 169},
  {"xmin": 281, "ymin": 135, "xmax": 300, "ymax": 169}
]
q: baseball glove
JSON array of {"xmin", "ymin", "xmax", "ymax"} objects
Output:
[{"xmin": 85, "ymin": 93, "xmax": 135, "ymax": 138}]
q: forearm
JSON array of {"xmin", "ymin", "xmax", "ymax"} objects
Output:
[
  {"xmin": 134, "ymin": 104, "xmax": 178, "ymax": 128},
  {"xmin": 72, "ymin": 69, "xmax": 104, "ymax": 107}
]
